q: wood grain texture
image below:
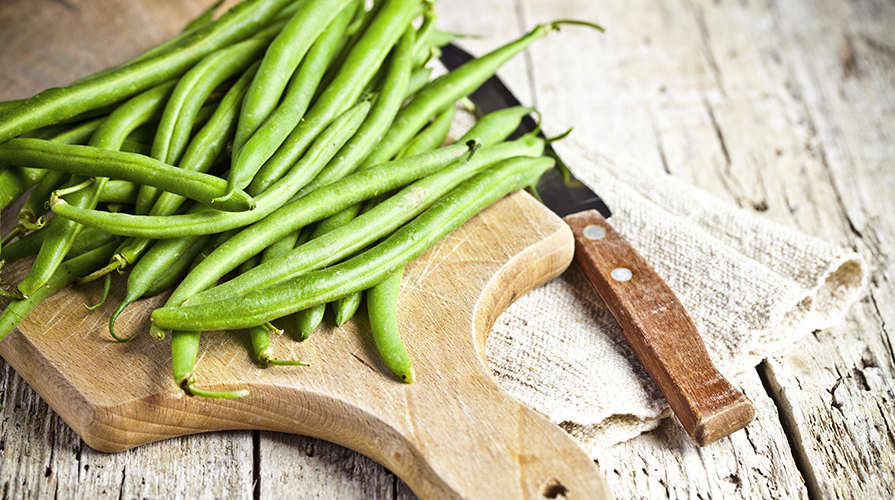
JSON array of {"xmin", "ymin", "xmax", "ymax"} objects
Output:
[{"xmin": 1, "ymin": 0, "xmax": 893, "ymax": 498}]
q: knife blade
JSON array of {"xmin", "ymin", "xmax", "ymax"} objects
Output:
[{"xmin": 441, "ymin": 43, "xmax": 755, "ymax": 446}]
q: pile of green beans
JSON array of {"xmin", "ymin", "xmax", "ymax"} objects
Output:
[{"xmin": 0, "ymin": 0, "xmax": 601, "ymax": 395}]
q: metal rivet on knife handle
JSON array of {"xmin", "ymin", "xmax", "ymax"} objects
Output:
[{"xmin": 564, "ymin": 209, "xmax": 756, "ymax": 446}]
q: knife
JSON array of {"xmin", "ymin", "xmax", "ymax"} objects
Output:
[{"xmin": 441, "ymin": 43, "xmax": 755, "ymax": 446}]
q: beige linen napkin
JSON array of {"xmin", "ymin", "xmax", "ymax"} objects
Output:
[{"xmin": 452, "ymin": 114, "xmax": 868, "ymax": 457}]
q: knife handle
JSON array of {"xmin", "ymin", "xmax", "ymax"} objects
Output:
[{"xmin": 563, "ymin": 210, "xmax": 755, "ymax": 446}]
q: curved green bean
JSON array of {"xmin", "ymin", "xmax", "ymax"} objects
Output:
[
  {"xmin": 367, "ymin": 267, "xmax": 414, "ymax": 382},
  {"xmin": 249, "ymin": 324, "xmax": 310, "ymax": 366},
  {"xmin": 0, "ymin": 140, "xmax": 255, "ymax": 213}
]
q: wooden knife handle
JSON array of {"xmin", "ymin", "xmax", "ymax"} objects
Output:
[{"xmin": 563, "ymin": 210, "xmax": 755, "ymax": 446}]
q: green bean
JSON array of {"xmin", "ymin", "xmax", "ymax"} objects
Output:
[
  {"xmin": 230, "ymin": 0, "xmax": 357, "ymax": 188},
  {"xmin": 331, "ymin": 293, "xmax": 362, "ymax": 326},
  {"xmin": 245, "ymin": 0, "xmax": 421, "ymax": 196},
  {"xmin": 0, "ymin": 140, "xmax": 255, "ymax": 212},
  {"xmin": 411, "ymin": 2, "xmax": 437, "ymax": 67},
  {"xmin": 182, "ymin": 0, "xmax": 226, "ymax": 34},
  {"xmin": 49, "ymin": 99, "xmax": 372, "ymax": 239},
  {"xmin": 0, "ymin": 0, "xmax": 295, "ymax": 143},
  {"xmin": 0, "ymin": 117, "xmax": 105, "ymax": 212},
  {"xmin": 395, "ymin": 104, "xmax": 456, "ymax": 159},
  {"xmin": 96, "ymin": 180, "xmax": 139, "ymax": 205},
  {"xmin": 12, "ymin": 170, "xmax": 67, "ymax": 235},
  {"xmin": 0, "ymin": 241, "xmax": 117, "ymax": 341},
  {"xmin": 249, "ymin": 324, "xmax": 310, "ymax": 366},
  {"xmin": 152, "ymin": 155, "xmax": 554, "ymax": 331},
  {"xmin": 145, "ymin": 235, "xmax": 216, "ymax": 297},
  {"xmin": 171, "ymin": 329, "xmax": 249, "ymax": 398},
  {"xmin": 227, "ymin": 0, "xmax": 356, "ymax": 197},
  {"xmin": 402, "ymin": 67, "xmax": 433, "ymax": 100},
  {"xmin": 294, "ymin": 304, "xmax": 326, "ymax": 340},
  {"xmin": 367, "ymin": 266, "xmax": 414, "ymax": 382},
  {"xmin": 185, "ymin": 133, "xmax": 543, "ymax": 307}
]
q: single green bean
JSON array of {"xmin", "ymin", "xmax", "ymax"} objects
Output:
[
  {"xmin": 294, "ymin": 304, "xmax": 326, "ymax": 340},
  {"xmin": 367, "ymin": 266, "xmax": 414, "ymax": 382},
  {"xmin": 96, "ymin": 180, "xmax": 139, "ymax": 205},
  {"xmin": 0, "ymin": 117, "xmax": 106, "ymax": 212},
  {"xmin": 5, "ymin": 140, "xmax": 256, "ymax": 212},
  {"xmin": 395, "ymin": 104, "xmax": 456, "ymax": 159},
  {"xmin": 171, "ymin": 329, "xmax": 249, "ymax": 398},
  {"xmin": 249, "ymin": 324, "xmax": 310, "ymax": 367},
  {"xmin": 152, "ymin": 155, "xmax": 554, "ymax": 331}
]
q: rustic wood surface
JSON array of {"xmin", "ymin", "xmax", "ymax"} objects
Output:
[{"xmin": 1, "ymin": 0, "xmax": 893, "ymax": 499}]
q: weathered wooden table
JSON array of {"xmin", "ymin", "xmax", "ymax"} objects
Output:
[{"xmin": 1, "ymin": 0, "xmax": 892, "ymax": 498}]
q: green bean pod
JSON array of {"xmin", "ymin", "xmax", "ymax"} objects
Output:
[
  {"xmin": 171, "ymin": 329, "xmax": 249, "ymax": 398},
  {"xmin": 12, "ymin": 141, "xmax": 256, "ymax": 213},
  {"xmin": 395, "ymin": 104, "xmax": 455, "ymax": 160},
  {"xmin": 0, "ymin": 117, "xmax": 106, "ymax": 212},
  {"xmin": 152, "ymin": 155, "xmax": 554, "ymax": 331},
  {"xmin": 249, "ymin": 324, "xmax": 310, "ymax": 367},
  {"xmin": 0, "ymin": 0, "xmax": 295, "ymax": 143},
  {"xmin": 367, "ymin": 267, "xmax": 414, "ymax": 382},
  {"xmin": 294, "ymin": 304, "xmax": 326, "ymax": 340}
]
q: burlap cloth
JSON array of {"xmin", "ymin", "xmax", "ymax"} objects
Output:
[{"xmin": 450, "ymin": 111, "xmax": 868, "ymax": 458}]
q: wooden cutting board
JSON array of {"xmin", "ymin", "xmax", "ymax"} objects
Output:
[
  {"xmin": 1, "ymin": 191, "xmax": 611, "ymax": 499},
  {"xmin": 0, "ymin": 1, "xmax": 611, "ymax": 498}
]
